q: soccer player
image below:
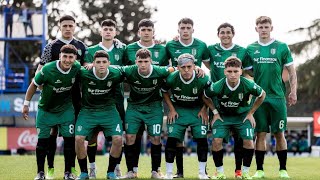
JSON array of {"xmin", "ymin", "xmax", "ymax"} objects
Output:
[
  {"xmin": 203, "ymin": 57, "xmax": 266, "ymax": 179},
  {"xmin": 165, "ymin": 17, "xmax": 209, "ymax": 178},
  {"xmin": 75, "ymin": 50, "xmax": 124, "ymax": 180},
  {"xmin": 35, "ymin": 15, "xmax": 87, "ymax": 179},
  {"xmin": 162, "ymin": 53, "xmax": 211, "ymax": 179},
  {"xmin": 123, "ymin": 19, "xmax": 169, "ymax": 177},
  {"xmin": 243, "ymin": 16, "xmax": 297, "ymax": 178},
  {"xmin": 203, "ymin": 22, "xmax": 248, "ymax": 178},
  {"xmin": 22, "ymin": 44, "xmax": 81, "ymax": 180},
  {"xmin": 121, "ymin": 49, "xmax": 173, "ymax": 179},
  {"xmin": 83, "ymin": 19, "xmax": 126, "ymax": 178}
]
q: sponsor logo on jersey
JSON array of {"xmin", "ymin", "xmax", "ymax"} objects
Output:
[
  {"xmin": 221, "ymin": 101, "xmax": 240, "ymax": 107},
  {"xmin": 222, "ymin": 95, "xmax": 229, "ymax": 99},
  {"xmin": 115, "ymin": 54, "xmax": 120, "ymax": 61},
  {"xmin": 174, "ymin": 87, "xmax": 181, "ymax": 91},
  {"xmin": 154, "ymin": 51, "xmax": 159, "ymax": 58},
  {"xmin": 152, "ymin": 61, "xmax": 159, "ymax": 65},
  {"xmin": 238, "ymin": 93, "xmax": 243, "ymax": 101},
  {"xmin": 72, "ymin": 78, "xmax": 75, "ymax": 84},
  {"xmin": 270, "ymin": 48, "xmax": 276, "ymax": 55},
  {"xmin": 254, "ymin": 50, "xmax": 260, "ymax": 54},
  {"xmin": 175, "ymin": 50, "xmax": 181, "ymax": 54},
  {"xmin": 89, "ymin": 81, "xmax": 96, "ymax": 85},
  {"xmin": 153, "ymin": 79, "xmax": 157, "ymax": 85},
  {"xmin": 254, "ymin": 57, "xmax": 277, "ymax": 64},
  {"xmin": 53, "ymin": 86, "xmax": 72, "ymax": 93},
  {"xmin": 134, "ymin": 81, "xmax": 141, "ymax": 84},
  {"xmin": 214, "ymin": 61, "xmax": 224, "ymax": 68},
  {"xmin": 78, "ymin": 49, "xmax": 82, "ymax": 56},
  {"xmin": 193, "ymin": 87, "xmax": 197, "ymax": 94},
  {"xmin": 191, "ymin": 48, "xmax": 197, "ymax": 56},
  {"xmin": 107, "ymin": 81, "xmax": 112, "ymax": 87},
  {"xmin": 55, "ymin": 79, "xmax": 62, "ymax": 84},
  {"xmin": 215, "ymin": 53, "xmax": 221, "ymax": 57}
]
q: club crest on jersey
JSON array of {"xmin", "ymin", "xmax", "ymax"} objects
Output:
[
  {"xmin": 107, "ymin": 81, "xmax": 112, "ymax": 87},
  {"xmin": 153, "ymin": 79, "xmax": 157, "ymax": 85},
  {"xmin": 191, "ymin": 48, "xmax": 197, "ymax": 56},
  {"xmin": 114, "ymin": 54, "xmax": 120, "ymax": 61},
  {"xmin": 72, "ymin": 78, "xmax": 75, "ymax": 84},
  {"xmin": 232, "ymin": 53, "xmax": 237, "ymax": 57},
  {"xmin": 193, "ymin": 87, "xmax": 197, "ymax": 94},
  {"xmin": 154, "ymin": 51, "xmax": 159, "ymax": 58},
  {"xmin": 270, "ymin": 48, "xmax": 276, "ymax": 55},
  {"xmin": 238, "ymin": 93, "xmax": 243, "ymax": 101},
  {"xmin": 168, "ymin": 126, "xmax": 173, "ymax": 133},
  {"xmin": 77, "ymin": 49, "xmax": 82, "ymax": 56},
  {"xmin": 77, "ymin": 126, "xmax": 82, "ymax": 132}
]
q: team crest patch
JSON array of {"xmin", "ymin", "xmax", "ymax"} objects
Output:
[
  {"xmin": 191, "ymin": 48, "xmax": 197, "ymax": 56},
  {"xmin": 154, "ymin": 51, "xmax": 159, "ymax": 58},
  {"xmin": 238, "ymin": 93, "xmax": 243, "ymax": 101},
  {"xmin": 168, "ymin": 126, "xmax": 173, "ymax": 133},
  {"xmin": 193, "ymin": 87, "xmax": 197, "ymax": 94},
  {"xmin": 77, "ymin": 49, "xmax": 82, "ymax": 56},
  {"xmin": 270, "ymin": 48, "xmax": 276, "ymax": 55},
  {"xmin": 114, "ymin": 54, "xmax": 120, "ymax": 61},
  {"xmin": 77, "ymin": 126, "xmax": 82, "ymax": 132},
  {"xmin": 72, "ymin": 78, "xmax": 75, "ymax": 84},
  {"xmin": 232, "ymin": 53, "xmax": 237, "ymax": 57},
  {"xmin": 153, "ymin": 79, "xmax": 157, "ymax": 85},
  {"xmin": 107, "ymin": 81, "xmax": 112, "ymax": 87}
]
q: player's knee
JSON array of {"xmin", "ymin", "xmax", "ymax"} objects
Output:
[
  {"xmin": 150, "ymin": 136, "xmax": 161, "ymax": 145},
  {"xmin": 256, "ymin": 132, "xmax": 267, "ymax": 141},
  {"xmin": 126, "ymin": 134, "xmax": 136, "ymax": 145},
  {"xmin": 212, "ymin": 138, "xmax": 223, "ymax": 150},
  {"xmin": 75, "ymin": 135, "xmax": 85, "ymax": 144},
  {"xmin": 112, "ymin": 135, "xmax": 123, "ymax": 147},
  {"xmin": 37, "ymin": 138, "xmax": 49, "ymax": 150},
  {"xmin": 243, "ymin": 139, "xmax": 254, "ymax": 149}
]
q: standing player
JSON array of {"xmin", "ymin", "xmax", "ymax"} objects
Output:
[
  {"xmin": 165, "ymin": 17, "xmax": 209, "ymax": 178},
  {"xmin": 121, "ymin": 49, "xmax": 173, "ymax": 179},
  {"xmin": 35, "ymin": 15, "xmax": 87, "ymax": 179},
  {"xmin": 22, "ymin": 45, "xmax": 81, "ymax": 180},
  {"xmin": 75, "ymin": 50, "xmax": 123, "ymax": 180},
  {"xmin": 162, "ymin": 53, "xmax": 210, "ymax": 179},
  {"xmin": 203, "ymin": 57, "xmax": 266, "ymax": 179},
  {"xmin": 123, "ymin": 19, "xmax": 169, "ymax": 177},
  {"xmin": 203, "ymin": 22, "xmax": 248, "ymax": 178},
  {"xmin": 243, "ymin": 16, "xmax": 297, "ymax": 178},
  {"xmin": 83, "ymin": 19, "xmax": 126, "ymax": 178}
]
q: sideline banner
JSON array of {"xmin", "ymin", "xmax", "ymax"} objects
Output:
[{"xmin": 313, "ymin": 111, "xmax": 320, "ymax": 137}]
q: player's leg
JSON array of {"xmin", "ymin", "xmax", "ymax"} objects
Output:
[
  {"xmin": 232, "ymin": 129, "xmax": 243, "ymax": 179},
  {"xmin": 75, "ymin": 135, "xmax": 89, "ymax": 180},
  {"xmin": 270, "ymin": 98, "xmax": 290, "ymax": 178},
  {"xmin": 115, "ymin": 91, "xmax": 125, "ymax": 177},
  {"xmin": 47, "ymin": 126, "xmax": 58, "ymax": 179},
  {"xmin": 132, "ymin": 123, "xmax": 145, "ymax": 176},
  {"xmin": 87, "ymin": 129, "xmax": 99, "ymax": 179},
  {"xmin": 174, "ymin": 141, "xmax": 184, "ymax": 178}
]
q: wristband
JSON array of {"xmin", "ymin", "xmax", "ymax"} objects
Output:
[
  {"xmin": 23, "ymin": 100, "xmax": 30, "ymax": 106},
  {"xmin": 212, "ymin": 109, "xmax": 219, "ymax": 115}
]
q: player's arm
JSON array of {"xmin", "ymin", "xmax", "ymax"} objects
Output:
[
  {"xmin": 202, "ymin": 89, "xmax": 222, "ymax": 125},
  {"xmin": 22, "ymin": 81, "xmax": 37, "ymax": 120},
  {"xmin": 162, "ymin": 91, "xmax": 178, "ymax": 124},
  {"xmin": 286, "ymin": 64, "xmax": 297, "ymax": 106},
  {"xmin": 245, "ymin": 90, "xmax": 266, "ymax": 128}
]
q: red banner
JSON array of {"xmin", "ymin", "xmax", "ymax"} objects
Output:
[{"xmin": 313, "ymin": 111, "xmax": 320, "ymax": 137}]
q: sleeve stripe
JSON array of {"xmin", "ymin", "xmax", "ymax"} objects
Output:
[
  {"xmin": 284, "ymin": 62, "xmax": 294, "ymax": 67},
  {"xmin": 203, "ymin": 91, "xmax": 209, "ymax": 98},
  {"xmin": 161, "ymin": 88, "xmax": 168, "ymax": 92},
  {"xmin": 258, "ymin": 90, "xmax": 264, "ymax": 97},
  {"xmin": 202, "ymin": 59, "xmax": 210, "ymax": 62},
  {"xmin": 33, "ymin": 79, "xmax": 42, "ymax": 87}
]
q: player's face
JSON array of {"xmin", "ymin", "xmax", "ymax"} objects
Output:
[
  {"xmin": 100, "ymin": 26, "xmax": 116, "ymax": 41},
  {"xmin": 60, "ymin": 20, "xmax": 76, "ymax": 40},
  {"xmin": 59, "ymin": 52, "xmax": 76, "ymax": 70},
  {"xmin": 138, "ymin": 26, "xmax": 154, "ymax": 43},
  {"xmin": 178, "ymin": 23, "xmax": 194, "ymax": 41},
  {"xmin": 94, "ymin": 57, "xmax": 110, "ymax": 74},
  {"xmin": 136, "ymin": 57, "xmax": 152, "ymax": 75},
  {"xmin": 224, "ymin": 66, "xmax": 242, "ymax": 84},
  {"xmin": 255, "ymin": 22, "xmax": 273, "ymax": 40},
  {"xmin": 218, "ymin": 27, "xmax": 234, "ymax": 46},
  {"xmin": 178, "ymin": 61, "xmax": 195, "ymax": 81}
]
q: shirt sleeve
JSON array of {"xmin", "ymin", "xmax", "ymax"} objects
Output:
[{"xmin": 40, "ymin": 44, "xmax": 52, "ymax": 65}]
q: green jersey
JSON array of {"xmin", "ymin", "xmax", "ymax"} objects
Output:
[
  {"xmin": 162, "ymin": 71, "xmax": 211, "ymax": 108},
  {"xmin": 243, "ymin": 39, "xmax": 293, "ymax": 98},
  {"xmin": 84, "ymin": 43, "xmax": 126, "ymax": 65},
  {"xmin": 206, "ymin": 43, "xmax": 247, "ymax": 82},
  {"xmin": 34, "ymin": 60, "xmax": 81, "ymax": 112},
  {"xmin": 205, "ymin": 76, "xmax": 263, "ymax": 116},
  {"xmin": 79, "ymin": 66, "xmax": 123, "ymax": 110},
  {"xmin": 120, "ymin": 65, "xmax": 171, "ymax": 105},
  {"xmin": 124, "ymin": 41, "xmax": 169, "ymax": 66},
  {"xmin": 166, "ymin": 38, "xmax": 209, "ymax": 67}
]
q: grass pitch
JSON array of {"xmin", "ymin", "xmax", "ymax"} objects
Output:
[{"xmin": 0, "ymin": 155, "xmax": 319, "ymax": 179}]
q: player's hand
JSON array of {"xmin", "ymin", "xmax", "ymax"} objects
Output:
[
  {"xmin": 288, "ymin": 92, "xmax": 297, "ymax": 106},
  {"xmin": 167, "ymin": 110, "xmax": 179, "ymax": 124},
  {"xmin": 173, "ymin": 35, "xmax": 179, "ymax": 41},
  {"xmin": 195, "ymin": 67, "xmax": 205, "ymax": 78},
  {"xmin": 84, "ymin": 63, "xmax": 93, "ymax": 70},
  {"xmin": 244, "ymin": 113, "xmax": 256, "ymax": 128},
  {"xmin": 22, "ymin": 106, "xmax": 29, "ymax": 120},
  {"xmin": 198, "ymin": 108, "xmax": 209, "ymax": 125},
  {"xmin": 211, "ymin": 114, "xmax": 223, "ymax": 126},
  {"xmin": 113, "ymin": 38, "xmax": 124, "ymax": 48}
]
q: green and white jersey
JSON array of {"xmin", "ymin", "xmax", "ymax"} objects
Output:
[
  {"xmin": 207, "ymin": 43, "xmax": 247, "ymax": 82},
  {"xmin": 84, "ymin": 42, "xmax": 126, "ymax": 65},
  {"xmin": 120, "ymin": 65, "xmax": 171, "ymax": 105},
  {"xmin": 80, "ymin": 66, "xmax": 123, "ymax": 110},
  {"xmin": 124, "ymin": 41, "xmax": 169, "ymax": 66},
  {"xmin": 166, "ymin": 38, "xmax": 209, "ymax": 67},
  {"xmin": 243, "ymin": 39, "xmax": 293, "ymax": 98},
  {"xmin": 33, "ymin": 60, "xmax": 81, "ymax": 112},
  {"xmin": 162, "ymin": 71, "xmax": 211, "ymax": 108},
  {"xmin": 205, "ymin": 76, "xmax": 264, "ymax": 115}
]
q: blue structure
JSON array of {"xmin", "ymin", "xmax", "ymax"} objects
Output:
[{"xmin": 0, "ymin": 0, "xmax": 47, "ymax": 93}]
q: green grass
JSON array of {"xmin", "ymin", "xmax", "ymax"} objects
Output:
[{"xmin": 0, "ymin": 155, "xmax": 319, "ymax": 179}]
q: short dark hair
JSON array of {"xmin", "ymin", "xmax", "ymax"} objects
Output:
[
  {"xmin": 60, "ymin": 44, "xmax": 77, "ymax": 55},
  {"xmin": 93, "ymin": 50, "xmax": 109, "ymax": 60},
  {"xmin": 178, "ymin": 18, "xmax": 194, "ymax": 26},
  {"xmin": 101, "ymin": 19, "xmax": 117, "ymax": 28},
  {"xmin": 138, "ymin": 19, "xmax": 154, "ymax": 28},
  {"xmin": 135, "ymin": 49, "xmax": 151, "ymax": 59},
  {"xmin": 224, "ymin": 57, "xmax": 242, "ymax": 68},
  {"xmin": 256, "ymin": 16, "xmax": 272, "ymax": 25},
  {"xmin": 217, "ymin": 23, "xmax": 235, "ymax": 35},
  {"xmin": 59, "ymin": 15, "xmax": 76, "ymax": 23}
]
